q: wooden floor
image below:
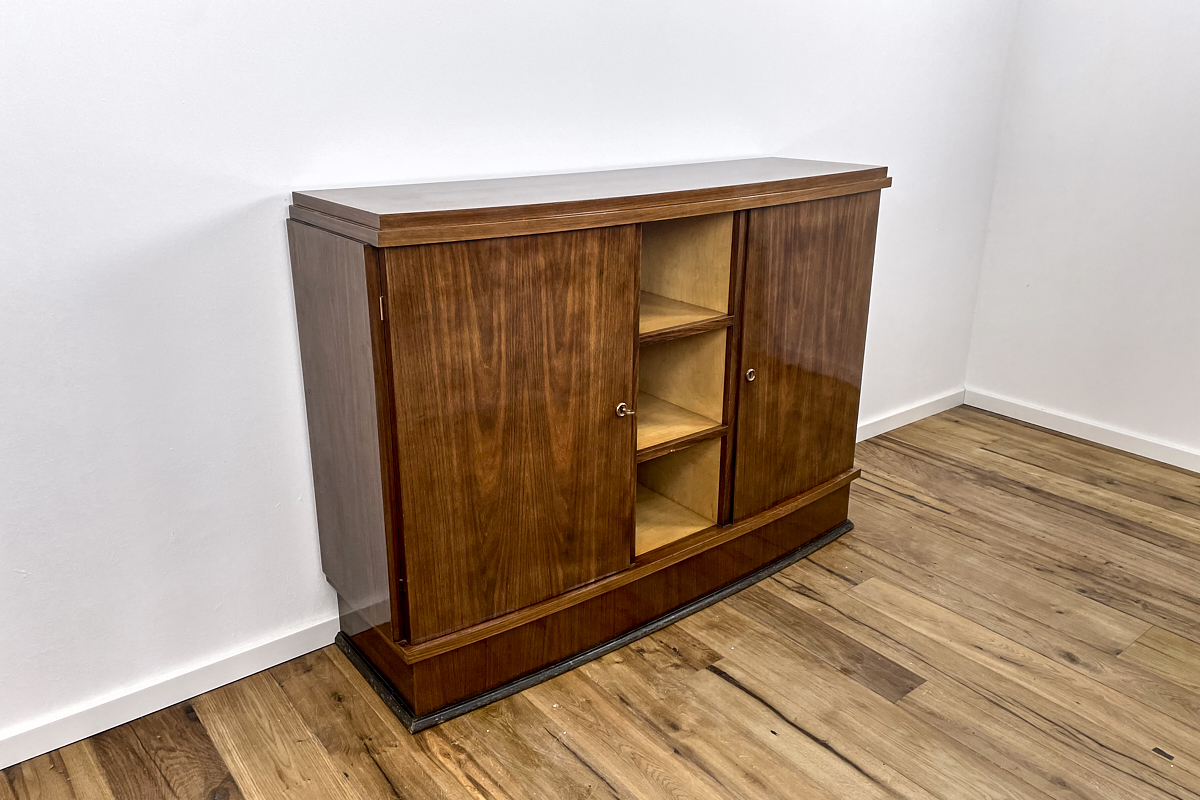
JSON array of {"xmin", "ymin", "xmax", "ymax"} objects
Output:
[{"xmin": 7, "ymin": 406, "xmax": 1200, "ymax": 800}]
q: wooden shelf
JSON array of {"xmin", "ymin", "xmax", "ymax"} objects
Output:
[
  {"xmin": 639, "ymin": 291, "xmax": 728, "ymax": 341},
  {"xmin": 635, "ymin": 484, "xmax": 713, "ymax": 556},
  {"xmin": 636, "ymin": 392, "xmax": 722, "ymax": 453}
]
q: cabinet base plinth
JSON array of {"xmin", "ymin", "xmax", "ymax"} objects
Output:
[{"xmin": 337, "ymin": 516, "xmax": 853, "ymax": 733}]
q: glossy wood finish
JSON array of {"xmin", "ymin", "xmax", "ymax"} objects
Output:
[
  {"xmin": 717, "ymin": 210, "xmax": 750, "ymax": 524},
  {"xmin": 383, "ymin": 227, "xmax": 638, "ymax": 642},
  {"xmin": 286, "ymin": 221, "xmax": 395, "ymax": 636},
  {"xmin": 14, "ymin": 408, "xmax": 1200, "ymax": 799},
  {"xmin": 366, "ymin": 487, "xmax": 852, "ymax": 715},
  {"xmin": 286, "ymin": 159, "xmax": 887, "ymax": 724},
  {"xmin": 288, "ymin": 173, "xmax": 892, "ymax": 247},
  {"xmin": 295, "ymin": 158, "xmax": 887, "ymax": 231},
  {"xmin": 734, "ymin": 192, "xmax": 881, "ymax": 519},
  {"xmin": 380, "ymin": 469, "xmax": 857, "ymax": 665}
]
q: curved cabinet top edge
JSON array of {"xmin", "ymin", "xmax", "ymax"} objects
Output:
[{"xmin": 292, "ymin": 157, "xmax": 889, "ymax": 232}]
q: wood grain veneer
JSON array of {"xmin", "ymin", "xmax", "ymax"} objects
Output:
[
  {"xmin": 383, "ymin": 226, "xmax": 638, "ymax": 642},
  {"xmin": 374, "ymin": 468, "xmax": 858, "ymax": 664},
  {"xmin": 365, "ymin": 486, "xmax": 853, "ymax": 714},
  {"xmin": 286, "ymin": 221, "xmax": 395, "ymax": 637},
  {"xmin": 289, "ymin": 158, "xmax": 891, "ymax": 246},
  {"xmin": 295, "ymin": 158, "xmax": 885, "ymax": 230},
  {"xmin": 734, "ymin": 192, "xmax": 881, "ymax": 519}
]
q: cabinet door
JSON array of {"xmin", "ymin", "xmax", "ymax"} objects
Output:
[
  {"xmin": 384, "ymin": 226, "xmax": 638, "ymax": 642},
  {"xmin": 733, "ymin": 193, "xmax": 880, "ymax": 520}
]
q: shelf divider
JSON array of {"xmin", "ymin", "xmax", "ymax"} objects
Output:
[
  {"xmin": 636, "ymin": 392, "xmax": 723, "ymax": 456},
  {"xmin": 639, "ymin": 291, "xmax": 731, "ymax": 343}
]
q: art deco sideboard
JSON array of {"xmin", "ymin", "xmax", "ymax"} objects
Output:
[{"xmin": 286, "ymin": 157, "xmax": 890, "ymax": 730}]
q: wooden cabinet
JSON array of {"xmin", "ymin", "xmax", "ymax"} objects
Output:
[{"xmin": 287, "ymin": 157, "xmax": 890, "ymax": 730}]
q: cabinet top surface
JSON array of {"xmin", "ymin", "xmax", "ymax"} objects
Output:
[{"xmin": 292, "ymin": 157, "xmax": 887, "ymax": 232}]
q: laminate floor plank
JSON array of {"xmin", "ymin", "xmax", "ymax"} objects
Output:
[
  {"xmin": 859, "ymin": 479, "xmax": 1200, "ymax": 646},
  {"xmin": 943, "ymin": 406, "xmax": 1200, "ymax": 497},
  {"xmin": 8, "ymin": 406, "xmax": 1200, "ymax": 800},
  {"xmin": 522, "ymin": 668, "xmax": 742, "ymax": 800},
  {"xmin": 888, "ymin": 424, "xmax": 1200, "ymax": 552},
  {"xmin": 0, "ymin": 770, "xmax": 16, "ymax": 800},
  {"xmin": 726, "ymin": 582, "xmax": 926, "ymax": 702},
  {"xmin": 868, "ymin": 433, "xmax": 1200, "ymax": 572},
  {"xmin": 6, "ymin": 754, "xmax": 76, "ymax": 800},
  {"xmin": 683, "ymin": 668, "xmax": 939, "ymax": 800},
  {"xmin": 855, "ymin": 440, "xmax": 1200, "ymax": 638},
  {"xmin": 753, "ymin": 561, "xmax": 1200, "ymax": 799},
  {"xmin": 191, "ymin": 672, "xmax": 358, "ymax": 800},
  {"xmin": 899, "ymin": 677, "xmax": 1191, "ymax": 800},
  {"xmin": 575, "ymin": 640, "xmax": 857, "ymax": 800},
  {"xmin": 90, "ymin": 725, "xmax": 179, "ymax": 800},
  {"xmin": 979, "ymin": 432, "xmax": 1200, "ymax": 522},
  {"xmin": 852, "ymin": 578, "xmax": 1200, "ymax": 782},
  {"xmin": 1120, "ymin": 626, "xmax": 1200, "ymax": 694},
  {"xmin": 445, "ymin": 696, "xmax": 622, "ymax": 800},
  {"xmin": 845, "ymin": 493, "xmax": 1152, "ymax": 654},
  {"xmin": 815, "ymin": 532, "xmax": 1200, "ymax": 735},
  {"xmin": 269, "ymin": 649, "xmax": 444, "ymax": 800},
  {"xmin": 56, "ymin": 742, "xmax": 117, "ymax": 800},
  {"xmin": 691, "ymin": 605, "xmax": 1056, "ymax": 800},
  {"xmin": 126, "ymin": 702, "xmax": 244, "ymax": 800}
]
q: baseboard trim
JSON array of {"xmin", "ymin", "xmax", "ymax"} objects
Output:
[
  {"xmin": 339, "ymin": 519, "xmax": 855, "ymax": 733},
  {"xmin": 0, "ymin": 616, "xmax": 340, "ymax": 769},
  {"xmin": 964, "ymin": 388, "xmax": 1200, "ymax": 474},
  {"xmin": 857, "ymin": 389, "xmax": 965, "ymax": 442}
]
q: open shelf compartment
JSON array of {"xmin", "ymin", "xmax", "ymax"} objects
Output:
[
  {"xmin": 636, "ymin": 328, "xmax": 727, "ymax": 457},
  {"xmin": 635, "ymin": 438, "xmax": 721, "ymax": 556},
  {"xmin": 640, "ymin": 212, "xmax": 733, "ymax": 339}
]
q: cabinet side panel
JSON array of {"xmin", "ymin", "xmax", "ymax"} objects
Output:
[
  {"xmin": 734, "ymin": 193, "xmax": 880, "ymax": 519},
  {"xmin": 386, "ymin": 227, "xmax": 638, "ymax": 642},
  {"xmin": 288, "ymin": 220, "xmax": 393, "ymax": 636}
]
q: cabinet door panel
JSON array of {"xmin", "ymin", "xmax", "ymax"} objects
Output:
[
  {"xmin": 385, "ymin": 227, "xmax": 638, "ymax": 642},
  {"xmin": 734, "ymin": 193, "xmax": 880, "ymax": 520}
]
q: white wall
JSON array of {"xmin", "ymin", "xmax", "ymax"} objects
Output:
[
  {"xmin": 968, "ymin": 0, "xmax": 1200, "ymax": 469},
  {"xmin": 0, "ymin": 0, "xmax": 1019, "ymax": 765}
]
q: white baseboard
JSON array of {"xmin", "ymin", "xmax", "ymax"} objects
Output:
[
  {"xmin": 0, "ymin": 615, "xmax": 339, "ymax": 769},
  {"xmin": 857, "ymin": 390, "xmax": 966, "ymax": 442},
  {"xmin": 964, "ymin": 388, "xmax": 1200, "ymax": 474}
]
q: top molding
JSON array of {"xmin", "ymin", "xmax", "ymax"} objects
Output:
[{"xmin": 290, "ymin": 157, "xmax": 891, "ymax": 247}]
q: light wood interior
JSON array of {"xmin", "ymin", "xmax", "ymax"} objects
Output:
[
  {"xmin": 635, "ymin": 439, "xmax": 721, "ymax": 556},
  {"xmin": 635, "ymin": 392, "xmax": 721, "ymax": 451},
  {"xmin": 641, "ymin": 212, "xmax": 734, "ymax": 314},
  {"xmin": 639, "ymin": 291, "xmax": 727, "ymax": 337},
  {"xmin": 638, "ymin": 328, "xmax": 726, "ymax": 423}
]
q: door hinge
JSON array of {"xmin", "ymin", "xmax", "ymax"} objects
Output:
[{"xmin": 379, "ymin": 295, "xmax": 385, "ymax": 321}]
